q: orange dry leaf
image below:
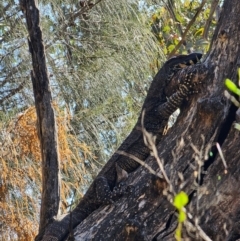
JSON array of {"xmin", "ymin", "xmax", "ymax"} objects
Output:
[{"xmin": 0, "ymin": 104, "xmax": 94, "ymax": 240}]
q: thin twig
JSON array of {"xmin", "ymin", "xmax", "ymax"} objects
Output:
[
  {"xmin": 116, "ymin": 150, "xmax": 163, "ymax": 178},
  {"xmin": 216, "ymin": 142, "xmax": 228, "ymax": 171},
  {"xmin": 141, "ymin": 110, "xmax": 173, "ymax": 191},
  {"xmin": 71, "ymin": 0, "xmax": 103, "ymax": 20},
  {"xmin": 203, "ymin": 0, "xmax": 219, "ymax": 39},
  {"xmin": 168, "ymin": 0, "xmax": 207, "ymax": 58},
  {"xmin": 185, "ymin": 215, "xmax": 213, "ymax": 241}
]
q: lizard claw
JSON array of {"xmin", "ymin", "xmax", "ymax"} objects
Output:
[{"xmin": 178, "ymin": 68, "xmax": 202, "ymax": 96}]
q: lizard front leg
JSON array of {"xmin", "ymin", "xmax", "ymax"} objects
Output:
[{"xmin": 157, "ymin": 69, "xmax": 200, "ymax": 118}]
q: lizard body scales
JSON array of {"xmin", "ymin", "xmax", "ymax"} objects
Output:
[{"xmin": 39, "ymin": 53, "xmax": 202, "ymax": 241}]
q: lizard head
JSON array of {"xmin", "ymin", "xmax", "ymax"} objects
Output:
[
  {"xmin": 166, "ymin": 52, "xmax": 202, "ymax": 70},
  {"xmin": 164, "ymin": 53, "xmax": 202, "ymax": 83}
]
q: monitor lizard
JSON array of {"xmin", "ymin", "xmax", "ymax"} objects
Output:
[{"xmin": 38, "ymin": 52, "xmax": 202, "ymax": 241}]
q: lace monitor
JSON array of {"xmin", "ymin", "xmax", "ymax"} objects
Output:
[{"xmin": 39, "ymin": 53, "xmax": 202, "ymax": 241}]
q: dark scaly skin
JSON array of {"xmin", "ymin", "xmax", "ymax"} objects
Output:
[{"xmin": 39, "ymin": 53, "xmax": 202, "ymax": 241}]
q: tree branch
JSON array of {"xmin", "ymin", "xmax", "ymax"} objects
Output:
[
  {"xmin": 21, "ymin": 0, "xmax": 61, "ymax": 239},
  {"xmin": 168, "ymin": 0, "xmax": 207, "ymax": 58},
  {"xmin": 202, "ymin": 0, "xmax": 219, "ymax": 39}
]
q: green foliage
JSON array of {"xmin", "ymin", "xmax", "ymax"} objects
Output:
[
  {"xmin": 225, "ymin": 78, "xmax": 240, "ymax": 96},
  {"xmin": 173, "ymin": 191, "xmax": 189, "ymax": 241},
  {"xmin": 38, "ymin": 0, "xmax": 163, "ymax": 165},
  {"xmin": 173, "ymin": 191, "xmax": 188, "ymax": 209},
  {"xmin": 225, "ymin": 69, "xmax": 240, "ymax": 131},
  {"xmin": 148, "ymin": 0, "xmax": 217, "ymax": 55}
]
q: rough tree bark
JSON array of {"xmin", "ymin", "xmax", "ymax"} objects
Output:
[
  {"xmin": 72, "ymin": 0, "xmax": 240, "ymax": 240},
  {"xmin": 21, "ymin": 0, "xmax": 61, "ymax": 238}
]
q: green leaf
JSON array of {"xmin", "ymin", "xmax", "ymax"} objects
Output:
[
  {"xmin": 168, "ymin": 44, "xmax": 175, "ymax": 53},
  {"xmin": 175, "ymin": 227, "xmax": 181, "ymax": 239},
  {"xmin": 163, "ymin": 46, "xmax": 168, "ymax": 55},
  {"xmin": 194, "ymin": 27, "xmax": 204, "ymax": 36},
  {"xmin": 184, "ymin": 0, "xmax": 190, "ymax": 7},
  {"xmin": 173, "ymin": 191, "xmax": 189, "ymax": 209},
  {"xmin": 178, "ymin": 211, "xmax": 186, "ymax": 222},
  {"xmin": 163, "ymin": 25, "xmax": 171, "ymax": 33},
  {"xmin": 175, "ymin": 13, "xmax": 184, "ymax": 23},
  {"xmin": 173, "ymin": 38, "xmax": 179, "ymax": 45},
  {"xmin": 225, "ymin": 79, "xmax": 240, "ymax": 96}
]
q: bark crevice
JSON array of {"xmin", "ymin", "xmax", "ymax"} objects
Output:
[{"xmin": 202, "ymin": 103, "xmax": 238, "ymax": 174}]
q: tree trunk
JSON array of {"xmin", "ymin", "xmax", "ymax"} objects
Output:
[
  {"xmin": 22, "ymin": 0, "xmax": 61, "ymax": 238},
  {"xmin": 72, "ymin": 0, "xmax": 240, "ymax": 240}
]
